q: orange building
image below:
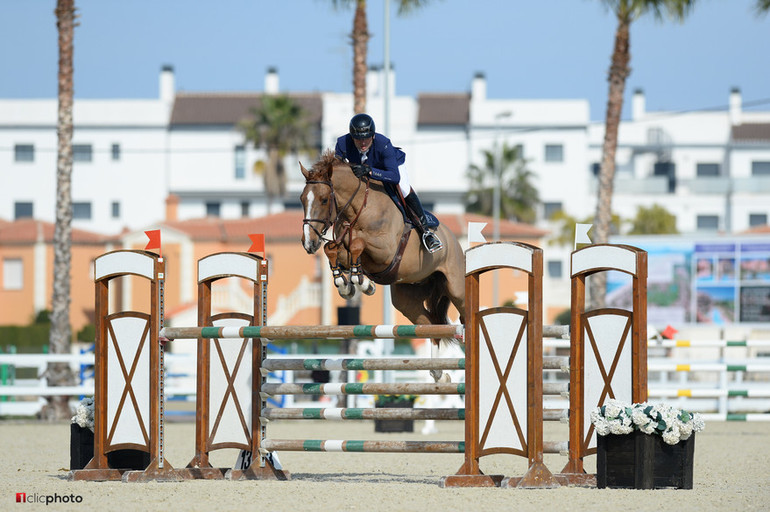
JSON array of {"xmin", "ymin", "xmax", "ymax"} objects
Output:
[{"xmin": 0, "ymin": 212, "xmax": 547, "ymax": 337}]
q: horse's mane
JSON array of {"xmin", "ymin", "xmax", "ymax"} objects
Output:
[{"xmin": 310, "ymin": 149, "xmax": 346, "ymax": 179}]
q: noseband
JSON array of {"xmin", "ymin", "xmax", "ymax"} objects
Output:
[{"xmin": 302, "ymin": 179, "xmax": 335, "ymax": 241}]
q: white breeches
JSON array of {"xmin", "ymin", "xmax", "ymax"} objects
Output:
[{"xmin": 397, "ymin": 165, "xmax": 411, "ymax": 196}]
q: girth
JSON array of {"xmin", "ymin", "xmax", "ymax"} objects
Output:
[{"xmin": 363, "ymin": 223, "xmax": 413, "ymax": 285}]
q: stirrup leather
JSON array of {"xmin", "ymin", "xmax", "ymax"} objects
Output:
[{"xmin": 422, "ymin": 230, "xmax": 443, "ymax": 253}]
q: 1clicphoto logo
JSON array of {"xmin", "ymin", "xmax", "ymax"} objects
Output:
[{"xmin": 16, "ymin": 492, "xmax": 83, "ymax": 505}]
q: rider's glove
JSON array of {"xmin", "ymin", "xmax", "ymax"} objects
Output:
[{"xmin": 351, "ymin": 163, "xmax": 371, "ymax": 178}]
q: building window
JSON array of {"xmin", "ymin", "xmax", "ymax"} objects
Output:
[
  {"xmin": 749, "ymin": 213, "xmax": 768, "ymax": 227},
  {"xmin": 111, "ymin": 144, "xmax": 121, "ymax": 161},
  {"xmin": 111, "ymin": 201, "xmax": 121, "ymax": 219},
  {"xmin": 3, "ymin": 258, "xmax": 23, "ymax": 290},
  {"xmin": 14, "ymin": 202, "xmax": 33, "ymax": 219},
  {"xmin": 206, "ymin": 202, "xmax": 221, "ymax": 217},
  {"xmin": 543, "ymin": 202, "xmax": 563, "ymax": 220},
  {"xmin": 545, "ymin": 144, "xmax": 563, "ymax": 163},
  {"xmin": 752, "ymin": 161, "xmax": 770, "ymax": 176},
  {"xmin": 696, "ymin": 163, "xmax": 720, "ymax": 177},
  {"xmin": 696, "ymin": 215, "xmax": 719, "ymax": 231},
  {"xmin": 235, "ymin": 145, "xmax": 246, "ymax": 179},
  {"xmin": 73, "ymin": 144, "xmax": 93, "ymax": 162},
  {"xmin": 240, "ymin": 201, "xmax": 250, "ymax": 217},
  {"xmin": 73, "ymin": 202, "xmax": 92, "ymax": 220},
  {"xmin": 547, "ymin": 260, "xmax": 563, "ymax": 279},
  {"xmin": 14, "ymin": 144, "xmax": 34, "ymax": 162}
]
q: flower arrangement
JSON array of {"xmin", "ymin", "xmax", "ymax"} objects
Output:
[
  {"xmin": 590, "ymin": 399, "xmax": 705, "ymax": 445},
  {"xmin": 71, "ymin": 397, "xmax": 95, "ymax": 432}
]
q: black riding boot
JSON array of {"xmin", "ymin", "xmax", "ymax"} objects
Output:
[{"xmin": 404, "ymin": 191, "xmax": 443, "ymax": 253}]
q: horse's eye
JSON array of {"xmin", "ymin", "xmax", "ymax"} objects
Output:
[{"xmin": 320, "ymin": 198, "xmax": 328, "ymax": 205}]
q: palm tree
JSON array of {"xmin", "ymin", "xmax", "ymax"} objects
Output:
[
  {"xmin": 467, "ymin": 144, "xmax": 540, "ymax": 223},
  {"xmin": 240, "ymin": 95, "xmax": 313, "ymax": 213},
  {"xmin": 330, "ymin": 0, "xmax": 435, "ymax": 113},
  {"xmin": 755, "ymin": 0, "xmax": 770, "ymax": 14},
  {"xmin": 591, "ymin": 0, "xmax": 695, "ymax": 307},
  {"xmin": 46, "ymin": 0, "xmax": 77, "ymax": 420}
]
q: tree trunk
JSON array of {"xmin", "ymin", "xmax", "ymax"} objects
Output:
[
  {"xmin": 45, "ymin": 0, "xmax": 77, "ymax": 421},
  {"xmin": 264, "ymin": 147, "xmax": 282, "ymax": 215},
  {"xmin": 591, "ymin": 13, "xmax": 631, "ymax": 309},
  {"xmin": 352, "ymin": 0, "xmax": 369, "ymax": 114}
]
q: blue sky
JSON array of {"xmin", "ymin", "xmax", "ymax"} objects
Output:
[{"xmin": 1, "ymin": 0, "xmax": 768, "ymax": 121}]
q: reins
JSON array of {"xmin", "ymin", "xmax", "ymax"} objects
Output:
[{"xmin": 302, "ymin": 166, "xmax": 370, "ymax": 247}]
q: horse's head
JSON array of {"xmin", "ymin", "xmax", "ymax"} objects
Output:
[{"xmin": 300, "ymin": 151, "xmax": 339, "ymax": 254}]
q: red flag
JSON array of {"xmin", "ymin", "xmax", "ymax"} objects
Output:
[
  {"xmin": 248, "ymin": 233, "xmax": 265, "ymax": 254},
  {"xmin": 145, "ymin": 229, "xmax": 161, "ymax": 250},
  {"xmin": 661, "ymin": 325, "xmax": 678, "ymax": 340}
]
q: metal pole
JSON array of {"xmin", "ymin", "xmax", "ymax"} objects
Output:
[
  {"xmin": 492, "ymin": 111, "xmax": 511, "ymax": 305},
  {"xmin": 382, "ymin": 0, "xmax": 393, "ymax": 375}
]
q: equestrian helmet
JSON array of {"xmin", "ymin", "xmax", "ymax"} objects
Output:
[{"xmin": 349, "ymin": 113, "xmax": 375, "ymax": 139}]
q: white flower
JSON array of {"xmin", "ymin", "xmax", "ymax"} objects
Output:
[
  {"xmin": 609, "ymin": 418, "xmax": 634, "ymax": 435},
  {"xmin": 590, "ymin": 399, "xmax": 706, "ymax": 442},
  {"xmin": 71, "ymin": 397, "xmax": 95, "ymax": 432},
  {"xmin": 603, "ymin": 400, "xmax": 623, "ymax": 419},
  {"xmin": 678, "ymin": 416, "xmax": 694, "ymax": 438},
  {"xmin": 631, "ymin": 408, "xmax": 652, "ymax": 428},
  {"xmin": 662, "ymin": 427, "xmax": 680, "ymax": 445},
  {"xmin": 594, "ymin": 417, "xmax": 611, "ymax": 436}
]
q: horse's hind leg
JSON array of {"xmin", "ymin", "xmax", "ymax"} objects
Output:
[{"xmin": 391, "ymin": 283, "xmax": 449, "ymax": 383}]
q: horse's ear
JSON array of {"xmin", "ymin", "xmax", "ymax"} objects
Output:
[{"xmin": 300, "ymin": 161, "xmax": 310, "ymax": 179}]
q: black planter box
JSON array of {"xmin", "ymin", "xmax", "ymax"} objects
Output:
[
  {"xmin": 70, "ymin": 423, "xmax": 152, "ymax": 471},
  {"xmin": 374, "ymin": 400, "xmax": 414, "ymax": 433},
  {"xmin": 596, "ymin": 430, "xmax": 695, "ymax": 489}
]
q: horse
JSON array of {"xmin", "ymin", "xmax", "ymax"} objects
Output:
[{"xmin": 300, "ymin": 150, "xmax": 465, "ymax": 379}]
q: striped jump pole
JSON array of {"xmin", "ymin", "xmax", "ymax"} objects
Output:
[
  {"xmin": 262, "ymin": 408, "xmax": 465, "ymax": 421},
  {"xmin": 261, "ymin": 357, "xmax": 464, "ymax": 372},
  {"xmin": 161, "ymin": 324, "xmax": 463, "ymax": 341},
  {"xmin": 261, "ymin": 382, "xmax": 464, "ymax": 396},
  {"xmin": 262, "ymin": 439, "xmax": 464, "ymax": 454}
]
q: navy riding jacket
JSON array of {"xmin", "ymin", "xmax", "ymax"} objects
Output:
[{"xmin": 334, "ymin": 133, "xmax": 406, "ymax": 185}]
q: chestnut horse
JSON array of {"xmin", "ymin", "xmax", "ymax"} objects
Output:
[{"xmin": 300, "ymin": 151, "xmax": 465, "ymax": 366}]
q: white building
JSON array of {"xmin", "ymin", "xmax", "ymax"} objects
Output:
[
  {"xmin": 2, "ymin": 65, "xmax": 769, "ymax": 322},
  {"xmin": 0, "ymin": 66, "xmax": 175, "ymax": 234},
  {"xmin": 587, "ymin": 88, "xmax": 770, "ymax": 234}
]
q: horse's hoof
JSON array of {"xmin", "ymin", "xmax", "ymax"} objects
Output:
[
  {"xmin": 338, "ymin": 284, "xmax": 356, "ymax": 299},
  {"xmin": 360, "ymin": 281, "xmax": 376, "ymax": 296}
]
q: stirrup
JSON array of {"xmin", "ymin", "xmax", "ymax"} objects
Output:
[{"xmin": 422, "ymin": 230, "xmax": 443, "ymax": 253}]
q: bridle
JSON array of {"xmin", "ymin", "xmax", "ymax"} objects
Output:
[{"xmin": 302, "ymin": 170, "xmax": 370, "ymax": 246}]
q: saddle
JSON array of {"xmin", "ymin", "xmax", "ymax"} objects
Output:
[
  {"xmin": 363, "ymin": 183, "xmax": 440, "ymax": 285},
  {"xmin": 382, "ymin": 182, "xmax": 440, "ymax": 229}
]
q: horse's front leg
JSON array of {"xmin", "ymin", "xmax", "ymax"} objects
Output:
[
  {"xmin": 349, "ymin": 237, "xmax": 375, "ymax": 296},
  {"xmin": 324, "ymin": 242, "xmax": 355, "ymax": 299}
]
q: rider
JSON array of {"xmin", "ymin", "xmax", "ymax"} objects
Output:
[{"xmin": 334, "ymin": 113, "xmax": 443, "ymax": 253}]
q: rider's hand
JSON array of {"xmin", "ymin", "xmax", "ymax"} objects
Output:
[{"xmin": 351, "ymin": 164, "xmax": 371, "ymax": 178}]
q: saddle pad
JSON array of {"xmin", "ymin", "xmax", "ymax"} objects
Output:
[{"xmin": 383, "ymin": 183, "xmax": 440, "ymax": 229}]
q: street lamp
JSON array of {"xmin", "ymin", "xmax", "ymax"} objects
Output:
[{"xmin": 492, "ymin": 111, "xmax": 511, "ymax": 306}]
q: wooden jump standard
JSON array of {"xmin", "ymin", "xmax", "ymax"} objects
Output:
[{"xmin": 71, "ymin": 242, "xmax": 646, "ymax": 487}]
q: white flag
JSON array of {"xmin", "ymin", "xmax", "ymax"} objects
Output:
[
  {"xmin": 467, "ymin": 222, "xmax": 487, "ymax": 244},
  {"xmin": 574, "ymin": 223, "xmax": 592, "ymax": 250}
]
